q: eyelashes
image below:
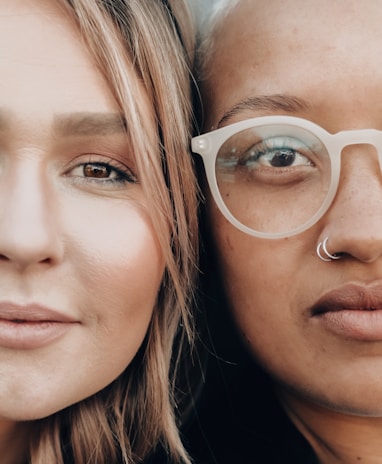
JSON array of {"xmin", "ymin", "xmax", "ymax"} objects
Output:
[
  {"xmin": 68, "ymin": 161, "xmax": 137, "ymax": 185},
  {"xmin": 64, "ymin": 154, "xmax": 138, "ymax": 189}
]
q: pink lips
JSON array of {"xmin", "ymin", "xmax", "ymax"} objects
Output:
[
  {"xmin": 311, "ymin": 283, "xmax": 382, "ymax": 341},
  {"xmin": 0, "ymin": 302, "xmax": 77, "ymax": 349}
]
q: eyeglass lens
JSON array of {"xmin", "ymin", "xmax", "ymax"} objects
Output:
[{"xmin": 215, "ymin": 123, "xmax": 332, "ymax": 235}]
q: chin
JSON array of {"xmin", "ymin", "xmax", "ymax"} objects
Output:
[{"xmin": 297, "ymin": 385, "xmax": 382, "ymax": 418}]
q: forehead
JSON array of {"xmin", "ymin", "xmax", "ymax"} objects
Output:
[
  {"xmin": 203, "ymin": 0, "xmax": 382, "ymax": 128},
  {"xmin": 0, "ymin": 0, "xmax": 114, "ymax": 115},
  {"xmin": 0, "ymin": 0, "xmax": 155, "ymax": 139}
]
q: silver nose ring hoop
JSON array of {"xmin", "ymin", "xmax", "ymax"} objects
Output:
[{"xmin": 316, "ymin": 237, "xmax": 341, "ymax": 262}]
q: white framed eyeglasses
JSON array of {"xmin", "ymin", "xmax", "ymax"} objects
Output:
[{"xmin": 192, "ymin": 115, "xmax": 382, "ymax": 239}]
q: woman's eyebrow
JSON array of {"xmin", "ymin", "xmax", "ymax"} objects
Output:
[
  {"xmin": 54, "ymin": 112, "xmax": 127, "ymax": 136},
  {"xmin": 218, "ymin": 94, "xmax": 310, "ymax": 127}
]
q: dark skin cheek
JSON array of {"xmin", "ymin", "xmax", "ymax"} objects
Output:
[{"xmin": 225, "ymin": 233, "xmax": 235, "ymax": 252}]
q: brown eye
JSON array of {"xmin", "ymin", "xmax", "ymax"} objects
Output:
[
  {"xmin": 66, "ymin": 160, "xmax": 138, "ymax": 185},
  {"xmin": 83, "ymin": 163, "xmax": 111, "ymax": 178}
]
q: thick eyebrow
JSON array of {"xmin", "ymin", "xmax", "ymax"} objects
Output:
[
  {"xmin": 218, "ymin": 94, "xmax": 310, "ymax": 127},
  {"xmin": 54, "ymin": 112, "xmax": 127, "ymax": 136}
]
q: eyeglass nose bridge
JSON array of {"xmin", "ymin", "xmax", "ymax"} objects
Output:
[
  {"xmin": 333, "ymin": 128, "xmax": 382, "ymax": 156},
  {"xmin": 329, "ymin": 128, "xmax": 382, "ymax": 179}
]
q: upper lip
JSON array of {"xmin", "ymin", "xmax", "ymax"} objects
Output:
[
  {"xmin": 311, "ymin": 283, "xmax": 382, "ymax": 315},
  {"xmin": 0, "ymin": 302, "xmax": 77, "ymax": 322}
]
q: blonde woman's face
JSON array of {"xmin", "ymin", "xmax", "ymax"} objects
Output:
[
  {"xmin": 203, "ymin": 0, "xmax": 382, "ymax": 416},
  {"xmin": 0, "ymin": 0, "xmax": 164, "ymax": 421}
]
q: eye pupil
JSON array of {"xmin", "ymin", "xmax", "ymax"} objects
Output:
[
  {"xmin": 270, "ymin": 149, "xmax": 296, "ymax": 167},
  {"xmin": 84, "ymin": 164, "xmax": 110, "ymax": 178}
]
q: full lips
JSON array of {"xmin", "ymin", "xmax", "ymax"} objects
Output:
[
  {"xmin": 311, "ymin": 283, "xmax": 382, "ymax": 341},
  {"xmin": 0, "ymin": 302, "xmax": 78, "ymax": 350}
]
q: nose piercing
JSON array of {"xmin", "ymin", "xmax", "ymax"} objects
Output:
[{"xmin": 316, "ymin": 237, "xmax": 341, "ymax": 262}]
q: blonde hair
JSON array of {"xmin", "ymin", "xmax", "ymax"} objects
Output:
[{"xmin": 27, "ymin": 1, "xmax": 198, "ymax": 463}]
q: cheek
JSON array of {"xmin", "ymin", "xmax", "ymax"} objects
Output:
[
  {"xmin": 78, "ymin": 218, "xmax": 164, "ymax": 303},
  {"xmin": 67, "ymin": 195, "xmax": 164, "ymax": 276},
  {"xmin": 64, "ymin": 198, "xmax": 165, "ymax": 367},
  {"xmin": 211, "ymin": 205, "xmax": 294, "ymax": 315},
  {"xmin": 53, "ymin": 203, "xmax": 164, "ymax": 409},
  {"xmin": 211, "ymin": 210, "xmax": 306, "ymax": 365}
]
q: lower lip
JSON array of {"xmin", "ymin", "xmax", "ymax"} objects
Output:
[
  {"xmin": 0, "ymin": 319, "xmax": 74, "ymax": 349},
  {"xmin": 317, "ymin": 310, "xmax": 382, "ymax": 341}
]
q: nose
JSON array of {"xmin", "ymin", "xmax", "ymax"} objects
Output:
[
  {"xmin": 0, "ymin": 162, "xmax": 63, "ymax": 270},
  {"xmin": 319, "ymin": 145, "xmax": 382, "ymax": 263}
]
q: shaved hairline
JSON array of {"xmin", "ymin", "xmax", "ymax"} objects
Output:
[{"xmin": 195, "ymin": 0, "xmax": 239, "ymax": 81}]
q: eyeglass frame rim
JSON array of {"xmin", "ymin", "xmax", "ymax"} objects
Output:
[{"xmin": 191, "ymin": 115, "xmax": 382, "ymax": 239}]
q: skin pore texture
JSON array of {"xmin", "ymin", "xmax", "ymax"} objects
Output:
[
  {"xmin": 200, "ymin": 0, "xmax": 382, "ymax": 462},
  {"xmin": 0, "ymin": 1, "xmax": 163, "ymax": 461}
]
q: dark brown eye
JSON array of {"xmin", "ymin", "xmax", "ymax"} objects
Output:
[
  {"xmin": 83, "ymin": 163, "xmax": 111, "ymax": 178},
  {"xmin": 67, "ymin": 160, "xmax": 138, "ymax": 185},
  {"xmin": 270, "ymin": 149, "xmax": 296, "ymax": 167}
]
